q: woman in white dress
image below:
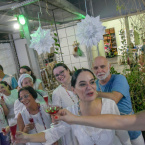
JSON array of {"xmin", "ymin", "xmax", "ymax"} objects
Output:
[
  {"xmin": 52, "ymin": 63, "xmax": 79, "ymax": 145},
  {"xmin": 14, "ymin": 74, "xmax": 49, "ymax": 118},
  {"xmin": 19, "ymin": 66, "xmax": 43, "ymax": 90},
  {"xmin": 14, "ymin": 69, "xmax": 132, "ymax": 145},
  {"xmin": 0, "ymin": 81, "xmax": 18, "ymax": 121},
  {"xmin": 17, "ymin": 86, "xmax": 51, "ymax": 145},
  {"xmin": 52, "ymin": 63, "xmax": 79, "ymax": 108}
]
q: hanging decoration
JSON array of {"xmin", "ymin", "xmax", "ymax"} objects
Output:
[
  {"xmin": 29, "ymin": 26, "xmax": 55, "ymax": 55},
  {"xmin": 76, "ymin": 15, "xmax": 106, "ymax": 48},
  {"xmin": 72, "ymin": 41, "xmax": 84, "ymax": 57}
]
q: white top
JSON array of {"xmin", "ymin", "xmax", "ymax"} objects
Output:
[
  {"xmin": 3, "ymin": 89, "xmax": 18, "ymax": 121},
  {"xmin": 14, "ymin": 90, "xmax": 47, "ymax": 118},
  {"xmin": 0, "ymin": 105, "xmax": 8, "ymax": 131},
  {"xmin": 52, "ymin": 85, "xmax": 79, "ymax": 145},
  {"xmin": 33, "ymin": 79, "xmax": 42, "ymax": 90},
  {"xmin": 43, "ymin": 99, "xmax": 131, "ymax": 145},
  {"xmin": 21, "ymin": 105, "xmax": 51, "ymax": 145},
  {"xmin": 52, "ymin": 85, "xmax": 79, "ymax": 108}
]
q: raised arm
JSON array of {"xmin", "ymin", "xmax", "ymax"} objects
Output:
[
  {"xmin": 15, "ymin": 132, "xmax": 46, "ymax": 144},
  {"xmin": 56, "ymin": 109, "xmax": 145, "ymax": 131}
]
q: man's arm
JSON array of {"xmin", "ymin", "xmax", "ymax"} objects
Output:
[{"xmin": 97, "ymin": 91, "xmax": 123, "ymax": 104}]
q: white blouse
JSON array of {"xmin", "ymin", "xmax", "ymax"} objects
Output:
[
  {"xmin": 43, "ymin": 99, "xmax": 132, "ymax": 145},
  {"xmin": 3, "ymin": 89, "xmax": 18, "ymax": 121},
  {"xmin": 52, "ymin": 85, "xmax": 79, "ymax": 145},
  {"xmin": 21, "ymin": 105, "xmax": 51, "ymax": 145},
  {"xmin": 52, "ymin": 85, "xmax": 79, "ymax": 108}
]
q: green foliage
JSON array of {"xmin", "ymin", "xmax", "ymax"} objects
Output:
[
  {"xmin": 53, "ymin": 32, "xmax": 62, "ymax": 62},
  {"xmin": 110, "ymin": 66, "xmax": 120, "ymax": 74},
  {"xmin": 125, "ymin": 66, "xmax": 145, "ymax": 113}
]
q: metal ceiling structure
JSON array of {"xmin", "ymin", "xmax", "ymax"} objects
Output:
[
  {"xmin": 0, "ymin": 0, "xmax": 87, "ymax": 35},
  {"xmin": 0, "ymin": 0, "xmax": 144, "ymax": 35}
]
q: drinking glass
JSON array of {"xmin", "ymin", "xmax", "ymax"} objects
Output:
[
  {"xmin": 43, "ymin": 95, "xmax": 49, "ymax": 107},
  {"xmin": 8, "ymin": 118, "xmax": 17, "ymax": 140},
  {"xmin": 45, "ymin": 104, "xmax": 61, "ymax": 127}
]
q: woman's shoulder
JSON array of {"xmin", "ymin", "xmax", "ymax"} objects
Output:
[
  {"xmin": 11, "ymin": 89, "xmax": 18, "ymax": 94},
  {"xmin": 53, "ymin": 85, "xmax": 63, "ymax": 93},
  {"xmin": 66, "ymin": 103, "xmax": 78, "ymax": 115},
  {"xmin": 102, "ymin": 98, "xmax": 116, "ymax": 107}
]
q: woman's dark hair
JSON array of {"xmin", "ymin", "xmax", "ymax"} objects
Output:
[
  {"xmin": 20, "ymin": 66, "xmax": 36, "ymax": 83},
  {"xmin": 53, "ymin": 63, "xmax": 72, "ymax": 76},
  {"xmin": 0, "ymin": 81, "xmax": 12, "ymax": 90},
  {"xmin": 71, "ymin": 68, "xmax": 96, "ymax": 88},
  {"xmin": 18, "ymin": 86, "xmax": 37, "ymax": 100}
]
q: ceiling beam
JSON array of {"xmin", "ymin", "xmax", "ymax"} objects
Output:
[{"xmin": 46, "ymin": 0, "xmax": 85, "ymax": 18}]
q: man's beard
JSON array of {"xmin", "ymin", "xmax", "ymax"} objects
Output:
[{"xmin": 96, "ymin": 69, "xmax": 110, "ymax": 80}]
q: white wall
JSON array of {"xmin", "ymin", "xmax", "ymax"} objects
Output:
[
  {"xmin": 57, "ymin": 25, "xmax": 91, "ymax": 71},
  {"xmin": 0, "ymin": 43, "xmax": 17, "ymax": 76},
  {"xmin": 13, "ymin": 33, "xmax": 30, "ymax": 67}
]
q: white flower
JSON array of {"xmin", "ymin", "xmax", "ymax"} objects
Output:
[
  {"xmin": 76, "ymin": 15, "xmax": 105, "ymax": 48},
  {"xmin": 29, "ymin": 27, "xmax": 55, "ymax": 55}
]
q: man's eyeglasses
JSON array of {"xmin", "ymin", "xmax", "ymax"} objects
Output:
[
  {"xmin": 19, "ymin": 94, "xmax": 30, "ymax": 102},
  {"xmin": 54, "ymin": 70, "xmax": 65, "ymax": 78}
]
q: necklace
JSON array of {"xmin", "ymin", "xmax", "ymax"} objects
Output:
[
  {"xmin": 77, "ymin": 102, "xmax": 96, "ymax": 145},
  {"xmin": 27, "ymin": 104, "xmax": 47, "ymax": 132},
  {"xmin": 65, "ymin": 88, "xmax": 79, "ymax": 104}
]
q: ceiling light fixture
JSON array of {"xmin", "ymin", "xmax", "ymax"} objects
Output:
[
  {"xmin": 18, "ymin": 15, "xmax": 26, "ymax": 25},
  {"xmin": 14, "ymin": 23, "xmax": 20, "ymax": 29}
]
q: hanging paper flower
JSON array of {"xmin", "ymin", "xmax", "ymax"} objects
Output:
[
  {"xmin": 29, "ymin": 26, "xmax": 55, "ymax": 55},
  {"xmin": 76, "ymin": 15, "xmax": 106, "ymax": 48}
]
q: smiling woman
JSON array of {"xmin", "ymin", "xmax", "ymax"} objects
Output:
[
  {"xmin": 14, "ymin": 69, "xmax": 132, "ymax": 145},
  {"xmin": 17, "ymin": 86, "xmax": 51, "ymax": 145},
  {"xmin": 0, "ymin": 81, "xmax": 18, "ymax": 121},
  {"xmin": 52, "ymin": 63, "xmax": 79, "ymax": 145}
]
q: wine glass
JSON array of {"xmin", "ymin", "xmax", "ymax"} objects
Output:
[
  {"xmin": 45, "ymin": 104, "xmax": 61, "ymax": 127},
  {"xmin": 8, "ymin": 118, "xmax": 17, "ymax": 141},
  {"xmin": 43, "ymin": 95, "xmax": 49, "ymax": 107}
]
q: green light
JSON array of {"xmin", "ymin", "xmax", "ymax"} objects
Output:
[
  {"xmin": 18, "ymin": 15, "xmax": 26, "ymax": 25},
  {"xmin": 79, "ymin": 14, "xmax": 86, "ymax": 19}
]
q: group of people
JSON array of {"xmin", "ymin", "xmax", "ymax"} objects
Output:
[{"xmin": 0, "ymin": 56, "xmax": 145, "ymax": 145}]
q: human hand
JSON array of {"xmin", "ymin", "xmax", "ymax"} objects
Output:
[
  {"xmin": 2, "ymin": 126, "xmax": 10, "ymax": 136},
  {"xmin": 54, "ymin": 109, "xmax": 78, "ymax": 124},
  {"xmin": 13, "ymin": 131, "xmax": 30, "ymax": 143},
  {"xmin": 24, "ymin": 123, "xmax": 35, "ymax": 132}
]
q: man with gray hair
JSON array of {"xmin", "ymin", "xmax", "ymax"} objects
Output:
[{"xmin": 93, "ymin": 56, "xmax": 144, "ymax": 145}]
